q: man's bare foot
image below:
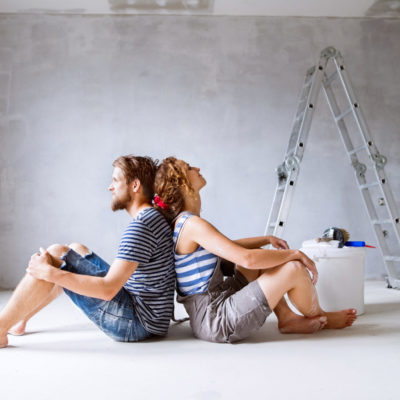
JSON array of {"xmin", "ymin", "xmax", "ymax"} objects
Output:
[
  {"xmin": 279, "ymin": 315, "xmax": 327, "ymax": 334},
  {"xmin": 323, "ymin": 309, "xmax": 357, "ymax": 329},
  {"xmin": 0, "ymin": 335, "xmax": 8, "ymax": 348},
  {"xmin": 8, "ymin": 320, "xmax": 27, "ymax": 336}
]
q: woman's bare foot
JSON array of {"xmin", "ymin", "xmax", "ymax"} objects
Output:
[
  {"xmin": 279, "ymin": 314, "xmax": 327, "ymax": 334},
  {"xmin": 323, "ymin": 309, "xmax": 357, "ymax": 329},
  {"xmin": 8, "ymin": 320, "xmax": 27, "ymax": 336}
]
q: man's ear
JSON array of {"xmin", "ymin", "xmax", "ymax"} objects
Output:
[{"xmin": 131, "ymin": 178, "xmax": 141, "ymax": 194}]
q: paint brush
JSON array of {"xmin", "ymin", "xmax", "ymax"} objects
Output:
[{"xmin": 322, "ymin": 227, "xmax": 350, "ymax": 247}]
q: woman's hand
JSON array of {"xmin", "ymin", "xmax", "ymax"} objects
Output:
[
  {"xmin": 268, "ymin": 238, "xmax": 318, "ymax": 283},
  {"xmin": 295, "ymin": 250, "xmax": 318, "ymax": 285},
  {"xmin": 268, "ymin": 236, "xmax": 289, "ymax": 250},
  {"xmin": 26, "ymin": 248, "xmax": 55, "ymax": 282}
]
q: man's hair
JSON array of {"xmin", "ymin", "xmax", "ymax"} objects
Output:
[{"xmin": 112, "ymin": 155, "xmax": 158, "ymax": 201}]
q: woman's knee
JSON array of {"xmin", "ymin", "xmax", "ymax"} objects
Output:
[
  {"xmin": 68, "ymin": 242, "xmax": 90, "ymax": 256},
  {"xmin": 257, "ymin": 261, "xmax": 310, "ymax": 309},
  {"xmin": 282, "ymin": 261, "xmax": 310, "ymax": 281}
]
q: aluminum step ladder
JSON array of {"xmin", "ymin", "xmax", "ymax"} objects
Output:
[{"xmin": 265, "ymin": 46, "xmax": 400, "ymax": 289}]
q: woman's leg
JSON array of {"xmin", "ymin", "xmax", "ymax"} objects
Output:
[
  {"xmin": 256, "ymin": 261, "xmax": 356, "ymax": 329},
  {"xmin": 236, "ymin": 265, "xmax": 327, "ymax": 333},
  {"xmin": 273, "ymin": 297, "xmax": 327, "ymax": 333}
]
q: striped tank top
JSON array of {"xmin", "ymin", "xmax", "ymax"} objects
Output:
[{"xmin": 173, "ymin": 212, "xmax": 218, "ymax": 296}]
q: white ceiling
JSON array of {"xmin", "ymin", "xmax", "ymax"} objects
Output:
[{"xmin": 0, "ymin": 0, "xmax": 399, "ymax": 17}]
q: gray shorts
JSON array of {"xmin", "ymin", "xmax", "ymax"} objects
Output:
[{"xmin": 177, "ymin": 259, "xmax": 272, "ymax": 343}]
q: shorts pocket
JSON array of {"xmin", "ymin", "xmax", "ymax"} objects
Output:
[{"xmin": 91, "ymin": 308, "xmax": 133, "ymax": 341}]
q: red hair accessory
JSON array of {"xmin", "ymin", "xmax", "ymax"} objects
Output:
[{"xmin": 153, "ymin": 195, "xmax": 168, "ymax": 210}]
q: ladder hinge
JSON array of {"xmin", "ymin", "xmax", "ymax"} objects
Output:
[
  {"xmin": 372, "ymin": 153, "xmax": 387, "ymax": 169},
  {"xmin": 285, "ymin": 156, "xmax": 300, "ymax": 172},
  {"xmin": 351, "ymin": 160, "xmax": 367, "ymax": 177},
  {"xmin": 277, "ymin": 163, "xmax": 288, "ymax": 184},
  {"xmin": 320, "ymin": 46, "xmax": 338, "ymax": 59}
]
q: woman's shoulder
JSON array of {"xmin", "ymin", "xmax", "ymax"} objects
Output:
[
  {"xmin": 175, "ymin": 211, "xmax": 202, "ymax": 225},
  {"xmin": 174, "ymin": 212, "xmax": 207, "ymax": 237}
]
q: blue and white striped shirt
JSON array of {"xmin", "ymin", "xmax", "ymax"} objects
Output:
[
  {"xmin": 173, "ymin": 212, "xmax": 218, "ymax": 295},
  {"xmin": 118, "ymin": 207, "xmax": 175, "ymax": 336}
]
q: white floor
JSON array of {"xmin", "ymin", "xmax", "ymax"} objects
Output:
[{"xmin": 0, "ymin": 280, "xmax": 399, "ymax": 400}]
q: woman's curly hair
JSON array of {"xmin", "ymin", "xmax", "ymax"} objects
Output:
[{"xmin": 154, "ymin": 157, "xmax": 194, "ymax": 224}]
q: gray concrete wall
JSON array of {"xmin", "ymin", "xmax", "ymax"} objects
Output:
[{"xmin": 0, "ymin": 14, "xmax": 399, "ymax": 288}]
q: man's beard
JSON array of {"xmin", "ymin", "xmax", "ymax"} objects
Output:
[{"xmin": 111, "ymin": 190, "xmax": 131, "ymax": 211}]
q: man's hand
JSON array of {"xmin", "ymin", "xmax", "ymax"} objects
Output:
[
  {"xmin": 268, "ymin": 236, "xmax": 289, "ymax": 250},
  {"xmin": 26, "ymin": 248, "xmax": 55, "ymax": 282},
  {"xmin": 296, "ymin": 250, "xmax": 318, "ymax": 285}
]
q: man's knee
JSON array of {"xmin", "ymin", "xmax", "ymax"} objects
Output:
[
  {"xmin": 44, "ymin": 244, "xmax": 69, "ymax": 268},
  {"xmin": 47, "ymin": 244, "xmax": 69, "ymax": 259},
  {"xmin": 68, "ymin": 242, "xmax": 90, "ymax": 257}
]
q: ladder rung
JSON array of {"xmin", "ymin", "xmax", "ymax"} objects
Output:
[
  {"xmin": 335, "ymin": 107, "xmax": 353, "ymax": 122},
  {"xmin": 384, "ymin": 256, "xmax": 400, "ymax": 262},
  {"xmin": 324, "ymin": 70, "xmax": 338, "ymax": 87},
  {"xmin": 360, "ymin": 182, "xmax": 379, "ymax": 190},
  {"xmin": 372, "ymin": 219, "xmax": 393, "ymax": 225},
  {"xmin": 269, "ymin": 223, "xmax": 277, "ymax": 228},
  {"xmin": 348, "ymin": 145, "xmax": 367, "ymax": 155}
]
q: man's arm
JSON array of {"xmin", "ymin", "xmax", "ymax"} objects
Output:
[{"xmin": 27, "ymin": 250, "xmax": 138, "ymax": 301}]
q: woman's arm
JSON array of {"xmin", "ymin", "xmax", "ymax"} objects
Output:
[
  {"xmin": 234, "ymin": 236, "xmax": 289, "ymax": 250},
  {"xmin": 182, "ymin": 216, "xmax": 317, "ymax": 280}
]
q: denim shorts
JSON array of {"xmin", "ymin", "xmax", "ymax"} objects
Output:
[{"xmin": 60, "ymin": 248, "xmax": 152, "ymax": 342}]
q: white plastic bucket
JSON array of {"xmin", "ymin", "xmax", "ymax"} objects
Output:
[{"xmin": 300, "ymin": 246, "xmax": 366, "ymax": 315}]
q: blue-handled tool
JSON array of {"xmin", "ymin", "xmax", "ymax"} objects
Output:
[{"xmin": 345, "ymin": 241, "xmax": 376, "ymax": 248}]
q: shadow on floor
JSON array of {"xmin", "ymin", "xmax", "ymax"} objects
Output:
[
  {"xmin": 22, "ymin": 323, "xmax": 97, "ymax": 336},
  {"xmin": 8, "ymin": 300, "xmax": 400, "ymax": 350},
  {"xmin": 363, "ymin": 302, "xmax": 400, "ymax": 315}
]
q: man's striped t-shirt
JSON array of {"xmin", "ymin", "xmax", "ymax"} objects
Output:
[{"xmin": 118, "ymin": 207, "xmax": 175, "ymax": 336}]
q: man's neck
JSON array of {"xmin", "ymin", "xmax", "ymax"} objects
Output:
[{"xmin": 126, "ymin": 200, "xmax": 152, "ymax": 219}]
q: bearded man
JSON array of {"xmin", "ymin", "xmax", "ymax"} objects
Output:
[{"xmin": 0, "ymin": 155, "xmax": 175, "ymax": 348}]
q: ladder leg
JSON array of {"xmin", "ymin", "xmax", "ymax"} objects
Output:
[{"xmin": 265, "ymin": 52, "xmax": 330, "ymax": 237}]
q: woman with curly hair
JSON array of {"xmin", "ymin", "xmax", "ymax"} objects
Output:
[{"xmin": 154, "ymin": 157, "xmax": 357, "ymax": 343}]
